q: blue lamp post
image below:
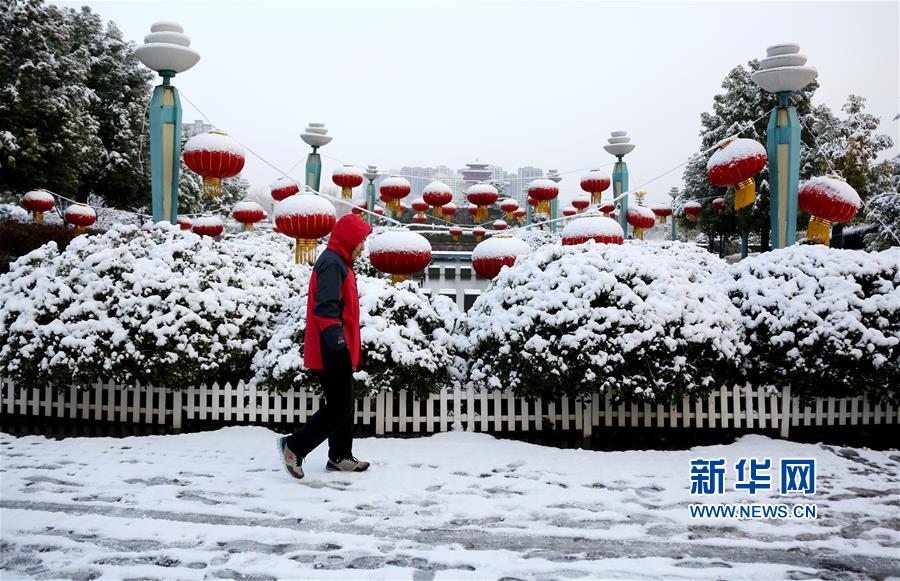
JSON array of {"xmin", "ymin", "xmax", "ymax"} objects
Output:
[
  {"xmin": 301, "ymin": 122, "xmax": 332, "ymax": 193},
  {"xmin": 363, "ymin": 165, "xmax": 379, "ymax": 226},
  {"xmin": 135, "ymin": 22, "xmax": 200, "ymax": 224},
  {"xmin": 668, "ymin": 186, "xmax": 679, "ymax": 241},
  {"xmin": 751, "ymin": 44, "xmax": 817, "ymax": 249},
  {"xmin": 547, "ymin": 169, "xmax": 562, "ymax": 232},
  {"xmin": 603, "ymin": 131, "xmax": 636, "ymax": 238}
]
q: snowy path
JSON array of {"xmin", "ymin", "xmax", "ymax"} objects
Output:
[{"xmin": 2, "ymin": 427, "xmax": 898, "ymax": 580}]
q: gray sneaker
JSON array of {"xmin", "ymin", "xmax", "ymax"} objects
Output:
[
  {"xmin": 326, "ymin": 455, "xmax": 370, "ymax": 472},
  {"xmin": 276, "ymin": 436, "xmax": 304, "ymax": 479}
]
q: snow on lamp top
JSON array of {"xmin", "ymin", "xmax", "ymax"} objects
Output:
[
  {"xmin": 603, "ymin": 130, "xmax": 636, "ymax": 157},
  {"xmin": 751, "ymin": 43, "xmax": 817, "ymax": 94},
  {"xmin": 135, "ymin": 21, "xmax": 200, "ymax": 76},
  {"xmin": 274, "ymin": 194, "xmax": 336, "ymax": 218},
  {"xmin": 301, "ymin": 122, "xmax": 332, "ymax": 149}
]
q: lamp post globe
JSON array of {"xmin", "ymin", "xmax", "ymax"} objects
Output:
[
  {"xmin": 603, "ymin": 131, "xmax": 636, "ymax": 237},
  {"xmin": 301, "ymin": 122, "xmax": 332, "ymax": 194},
  {"xmin": 135, "ymin": 21, "xmax": 200, "ymax": 224}
]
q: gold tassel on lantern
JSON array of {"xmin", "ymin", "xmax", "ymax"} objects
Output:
[
  {"xmin": 688, "ymin": 215, "xmax": 698, "ymax": 223},
  {"xmin": 537, "ymin": 200, "xmax": 550, "ymax": 215},
  {"xmin": 243, "ymin": 223, "xmax": 254, "ymax": 232},
  {"xmin": 633, "ymin": 228, "xmax": 645, "ymax": 241},
  {"xmin": 433, "ymin": 206, "xmax": 442, "ymax": 218},
  {"xmin": 806, "ymin": 216, "xmax": 831, "ymax": 246},
  {"xmin": 592, "ymin": 192, "xmax": 601, "ymax": 205},
  {"xmin": 505, "ymin": 211, "xmax": 514, "ymax": 221},
  {"xmin": 203, "ymin": 177, "xmax": 223, "ymax": 197},
  {"xmin": 390, "ymin": 274, "xmax": 408, "ymax": 284},
  {"xmin": 734, "ymin": 177, "xmax": 756, "ymax": 210},
  {"xmin": 388, "ymin": 199, "xmax": 401, "ymax": 214},
  {"xmin": 656, "ymin": 215, "xmax": 667, "ymax": 225},
  {"xmin": 33, "ymin": 211, "xmax": 44, "ymax": 223},
  {"xmin": 341, "ymin": 187, "xmax": 352, "ymax": 200},
  {"xmin": 294, "ymin": 238, "xmax": 319, "ymax": 264}
]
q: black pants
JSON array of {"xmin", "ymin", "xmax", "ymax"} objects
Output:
[{"xmin": 286, "ymin": 355, "xmax": 355, "ymax": 462}]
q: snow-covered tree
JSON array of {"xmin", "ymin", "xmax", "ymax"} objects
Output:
[{"xmin": 0, "ymin": 0, "xmax": 153, "ymax": 207}]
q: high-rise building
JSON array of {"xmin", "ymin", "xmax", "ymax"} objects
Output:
[
  {"xmin": 182, "ymin": 119, "xmax": 214, "ymax": 139},
  {"xmin": 431, "ymin": 165, "xmax": 466, "ymax": 203},
  {"xmin": 509, "ymin": 166, "xmax": 543, "ymax": 204}
]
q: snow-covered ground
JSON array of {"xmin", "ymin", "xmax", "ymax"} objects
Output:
[{"xmin": 1, "ymin": 427, "xmax": 898, "ymax": 580}]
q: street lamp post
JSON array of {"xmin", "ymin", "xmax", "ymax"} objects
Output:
[
  {"xmin": 135, "ymin": 21, "xmax": 200, "ymax": 224},
  {"xmin": 668, "ymin": 186, "xmax": 679, "ymax": 241},
  {"xmin": 301, "ymin": 122, "xmax": 332, "ymax": 193},
  {"xmin": 363, "ymin": 165, "xmax": 379, "ymax": 226},
  {"xmin": 547, "ymin": 169, "xmax": 562, "ymax": 232},
  {"xmin": 751, "ymin": 44, "xmax": 817, "ymax": 249},
  {"xmin": 603, "ymin": 131, "xmax": 636, "ymax": 238}
]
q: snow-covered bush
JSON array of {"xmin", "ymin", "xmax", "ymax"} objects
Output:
[
  {"xmin": 722, "ymin": 246, "xmax": 900, "ymax": 403},
  {"xmin": 517, "ymin": 226, "xmax": 559, "ymax": 249},
  {"xmin": 0, "ymin": 203, "xmax": 29, "ymax": 222},
  {"xmin": 863, "ymin": 191, "xmax": 900, "ymax": 252},
  {"xmin": 0, "ymin": 224, "xmax": 304, "ymax": 390},
  {"xmin": 252, "ymin": 277, "xmax": 466, "ymax": 398},
  {"xmin": 466, "ymin": 240, "xmax": 746, "ymax": 402}
]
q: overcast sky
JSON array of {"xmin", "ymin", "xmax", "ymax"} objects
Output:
[{"xmin": 57, "ymin": 1, "xmax": 899, "ymax": 205}]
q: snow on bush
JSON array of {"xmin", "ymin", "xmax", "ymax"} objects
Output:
[
  {"xmin": 0, "ymin": 224, "xmax": 304, "ymax": 390},
  {"xmin": 252, "ymin": 277, "xmax": 466, "ymax": 398},
  {"xmin": 466, "ymin": 240, "xmax": 746, "ymax": 402},
  {"xmin": 722, "ymin": 246, "xmax": 900, "ymax": 403},
  {"xmin": 0, "ymin": 203, "xmax": 30, "ymax": 222}
]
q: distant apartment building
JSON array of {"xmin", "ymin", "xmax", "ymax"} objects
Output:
[{"xmin": 182, "ymin": 119, "xmax": 214, "ymax": 139}]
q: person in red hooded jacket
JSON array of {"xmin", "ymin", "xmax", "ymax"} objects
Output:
[{"xmin": 277, "ymin": 213, "xmax": 372, "ymax": 479}]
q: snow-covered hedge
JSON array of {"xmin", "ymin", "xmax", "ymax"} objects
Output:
[
  {"xmin": 722, "ymin": 246, "xmax": 900, "ymax": 403},
  {"xmin": 251, "ymin": 277, "xmax": 466, "ymax": 398},
  {"xmin": 0, "ymin": 224, "xmax": 304, "ymax": 390},
  {"xmin": 465, "ymin": 241, "xmax": 746, "ymax": 402}
]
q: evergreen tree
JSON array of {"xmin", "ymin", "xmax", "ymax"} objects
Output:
[
  {"xmin": 863, "ymin": 154, "xmax": 900, "ymax": 251},
  {"xmin": 0, "ymin": 0, "xmax": 152, "ymax": 207}
]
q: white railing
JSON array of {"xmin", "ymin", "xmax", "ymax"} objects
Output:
[{"xmin": 2, "ymin": 378, "xmax": 896, "ymax": 438}]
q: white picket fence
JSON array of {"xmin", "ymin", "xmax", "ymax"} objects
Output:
[{"xmin": 2, "ymin": 378, "xmax": 896, "ymax": 438}]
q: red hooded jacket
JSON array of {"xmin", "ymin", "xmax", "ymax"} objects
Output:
[{"xmin": 303, "ymin": 214, "xmax": 372, "ymax": 371}]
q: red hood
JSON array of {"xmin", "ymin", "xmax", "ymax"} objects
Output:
[{"xmin": 326, "ymin": 214, "xmax": 372, "ymax": 264}]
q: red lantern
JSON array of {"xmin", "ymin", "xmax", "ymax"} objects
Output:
[
  {"xmin": 561, "ymin": 216, "xmax": 624, "ymax": 245},
  {"xmin": 580, "ymin": 170, "xmax": 611, "ymax": 205},
  {"xmin": 441, "ymin": 201, "xmax": 457, "ymax": 220},
  {"xmin": 332, "ymin": 165, "xmax": 364, "ymax": 200},
  {"xmin": 449, "ymin": 227, "xmax": 463, "ymax": 241},
  {"xmin": 527, "ymin": 179, "xmax": 559, "ymax": 215},
  {"xmin": 651, "ymin": 206, "xmax": 673, "ymax": 224},
  {"xmin": 192, "ymin": 216, "xmax": 224, "ymax": 238},
  {"xmin": 270, "ymin": 177, "xmax": 300, "ymax": 201},
  {"xmin": 64, "ymin": 203, "xmax": 96, "ymax": 234},
  {"xmin": 379, "ymin": 176, "xmax": 411, "ymax": 214},
  {"xmin": 527, "ymin": 197, "xmax": 539, "ymax": 208},
  {"xmin": 706, "ymin": 138, "xmax": 767, "ymax": 210},
  {"xmin": 466, "ymin": 182, "xmax": 499, "ymax": 222},
  {"xmin": 411, "ymin": 198, "xmax": 430, "ymax": 215},
  {"xmin": 274, "ymin": 194, "xmax": 337, "ymax": 264},
  {"xmin": 598, "ymin": 201, "xmax": 615, "ymax": 215},
  {"xmin": 412, "ymin": 214, "xmax": 427, "ymax": 224},
  {"xmin": 22, "ymin": 190, "xmax": 55, "ymax": 223},
  {"xmin": 499, "ymin": 198, "xmax": 519, "ymax": 220},
  {"xmin": 368, "ymin": 230, "xmax": 432, "ymax": 283},
  {"xmin": 682, "ymin": 201, "xmax": 702, "ymax": 222},
  {"xmin": 493, "ymin": 219, "xmax": 508, "ymax": 231},
  {"xmin": 177, "ymin": 216, "xmax": 193, "ymax": 230},
  {"xmin": 183, "ymin": 131, "xmax": 246, "ymax": 197},
  {"xmin": 351, "ymin": 200, "xmax": 367, "ymax": 217},
  {"xmin": 712, "ymin": 197, "xmax": 726, "ymax": 214},
  {"xmin": 232, "ymin": 200, "xmax": 267, "ymax": 231},
  {"xmin": 572, "ymin": 196, "xmax": 591, "ymax": 213},
  {"xmin": 627, "ymin": 205, "xmax": 656, "ymax": 240},
  {"xmin": 798, "ymin": 176, "xmax": 861, "ymax": 246},
  {"xmin": 472, "ymin": 235, "xmax": 530, "ymax": 279},
  {"xmin": 374, "ymin": 206, "xmax": 385, "ymax": 217},
  {"xmin": 472, "ymin": 226, "xmax": 486, "ymax": 242},
  {"xmin": 423, "ymin": 181, "xmax": 453, "ymax": 217},
  {"xmin": 562, "ymin": 206, "xmax": 577, "ymax": 217},
  {"xmin": 467, "ymin": 204, "xmax": 479, "ymax": 217},
  {"xmin": 513, "ymin": 207, "xmax": 527, "ymax": 224}
]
